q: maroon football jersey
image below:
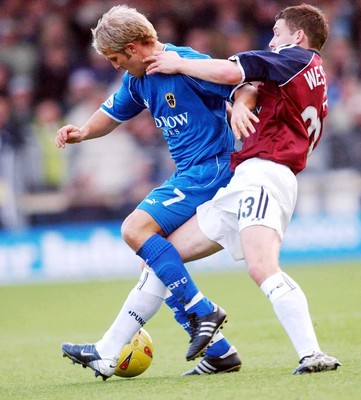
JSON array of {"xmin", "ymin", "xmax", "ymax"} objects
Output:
[{"xmin": 230, "ymin": 45, "xmax": 328, "ymax": 175}]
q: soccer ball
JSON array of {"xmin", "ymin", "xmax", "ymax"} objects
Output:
[{"xmin": 114, "ymin": 328, "xmax": 154, "ymax": 378}]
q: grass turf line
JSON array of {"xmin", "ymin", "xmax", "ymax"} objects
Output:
[{"xmin": 0, "ymin": 261, "xmax": 360, "ymax": 400}]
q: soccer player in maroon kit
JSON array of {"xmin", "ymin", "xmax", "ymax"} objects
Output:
[{"xmin": 145, "ymin": 4, "xmax": 341, "ymax": 374}]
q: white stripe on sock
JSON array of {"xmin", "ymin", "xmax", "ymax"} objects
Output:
[{"xmin": 184, "ymin": 292, "xmax": 204, "ymax": 311}]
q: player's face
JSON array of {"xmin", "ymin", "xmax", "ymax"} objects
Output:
[
  {"xmin": 269, "ymin": 19, "xmax": 299, "ymax": 50},
  {"xmin": 103, "ymin": 49, "xmax": 146, "ymax": 78}
]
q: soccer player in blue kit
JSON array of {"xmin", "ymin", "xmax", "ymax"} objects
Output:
[{"xmin": 56, "ymin": 4, "xmax": 253, "ymax": 379}]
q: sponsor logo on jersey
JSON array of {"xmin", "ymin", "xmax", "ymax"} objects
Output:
[
  {"xmin": 165, "ymin": 92, "xmax": 176, "ymax": 108},
  {"xmin": 154, "ymin": 112, "xmax": 189, "ymax": 131}
]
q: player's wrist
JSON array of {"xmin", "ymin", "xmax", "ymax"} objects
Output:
[
  {"xmin": 79, "ymin": 127, "xmax": 90, "ymax": 141},
  {"xmin": 178, "ymin": 57, "xmax": 192, "ymax": 74}
]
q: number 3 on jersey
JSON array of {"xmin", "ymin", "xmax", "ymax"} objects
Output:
[
  {"xmin": 302, "ymin": 105, "xmax": 322, "ymax": 157},
  {"xmin": 237, "ymin": 187, "xmax": 269, "ymax": 222}
]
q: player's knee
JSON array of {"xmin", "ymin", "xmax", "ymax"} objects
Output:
[
  {"xmin": 247, "ymin": 261, "xmax": 281, "ymax": 287},
  {"xmin": 247, "ymin": 262, "xmax": 268, "ymax": 286},
  {"xmin": 121, "ymin": 214, "xmax": 141, "ymax": 249},
  {"xmin": 121, "ymin": 212, "xmax": 161, "ymax": 251}
]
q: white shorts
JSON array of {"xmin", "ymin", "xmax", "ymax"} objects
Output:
[{"xmin": 197, "ymin": 158, "xmax": 298, "ymax": 261}]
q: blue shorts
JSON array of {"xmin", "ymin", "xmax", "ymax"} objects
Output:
[{"xmin": 137, "ymin": 153, "xmax": 232, "ymax": 236}]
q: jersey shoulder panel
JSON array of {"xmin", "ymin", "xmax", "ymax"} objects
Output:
[
  {"xmin": 231, "ymin": 46, "xmax": 316, "ymax": 85},
  {"xmin": 164, "ymin": 43, "xmax": 211, "ymax": 60},
  {"xmin": 164, "ymin": 43, "xmax": 232, "ymax": 97}
]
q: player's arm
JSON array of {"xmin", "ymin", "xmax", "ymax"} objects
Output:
[
  {"xmin": 55, "ymin": 109, "xmax": 119, "ymax": 148},
  {"xmin": 145, "ymin": 51, "xmax": 242, "ymax": 85},
  {"xmin": 230, "ymin": 83, "xmax": 259, "ymax": 140}
]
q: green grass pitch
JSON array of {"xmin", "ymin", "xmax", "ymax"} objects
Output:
[{"xmin": 0, "ymin": 261, "xmax": 360, "ymax": 400}]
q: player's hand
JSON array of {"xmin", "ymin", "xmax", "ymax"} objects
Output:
[
  {"xmin": 55, "ymin": 125, "xmax": 85, "ymax": 148},
  {"xmin": 230, "ymin": 102, "xmax": 259, "ymax": 140},
  {"xmin": 144, "ymin": 51, "xmax": 181, "ymax": 75}
]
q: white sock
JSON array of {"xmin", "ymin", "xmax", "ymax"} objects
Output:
[
  {"xmin": 96, "ymin": 269, "xmax": 167, "ymax": 358},
  {"xmin": 134, "ymin": 267, "xmax": 169, "ymax": 298},
  {"xmin": 260, "ymin": 271, "xmax": 321, "ymax": 360}
]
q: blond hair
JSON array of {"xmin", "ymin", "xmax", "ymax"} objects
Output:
[{"xmin": 91, "ymin": 5, "xmax": 158, "ymax": 54}]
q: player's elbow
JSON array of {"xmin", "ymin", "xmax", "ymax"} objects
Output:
[
  {"xmin": 219, "ymin": 65, "xmax": 242, "ymax": 85},
  {"xmin": 228, "ymin": 74, "xmax": 243, "ymax": 85}
]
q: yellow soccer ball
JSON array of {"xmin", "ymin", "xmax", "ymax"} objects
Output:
[{"xmin": 114, "ymin": 328, "xmax": 154, "ymax": 378}]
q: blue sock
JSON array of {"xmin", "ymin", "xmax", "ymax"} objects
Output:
[
  {"xmin": 186, "ymin": 297, "xmax": 214, "ymax": 317},
  {"xmin": 137, "ymin": 234, "xmax": 213, "ymax": 316},
  {"xmin": 165, "ymin": 295, "xmax": 191, "ymax": 334},
  {"xmin": 205, "ymin": 338, "xmax": 231, "ymax": 357},
  {"xmin": 165, "ymin": 294, "xmax": 231, "ymax": 357}
]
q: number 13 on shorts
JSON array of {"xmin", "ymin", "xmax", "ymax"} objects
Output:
[{"xmin": 237, "ymin": 186, "xmax": 269, "ymax": 222}]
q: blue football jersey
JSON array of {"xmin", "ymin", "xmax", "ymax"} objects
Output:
[{"xmin": 100, "ymin": 43, "xmax": 235, "ymax": 171}]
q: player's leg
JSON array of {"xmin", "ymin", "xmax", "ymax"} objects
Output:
[
  {"xmin": 165, "ymin": 216, "xmax": 241, "ymax": 374},
  {"xmin": 62, "ymin": 159, "xmax": 235, "ymax": 377},
  {"xmin": 167, "ymin": 213, "xmax": 223, "ymax": 263},
  {"xmin": 133, "ymin": 221, "xmax": 227, "ymax": 360},
  {"xmin": 126, "ymin": 161, "xmax": 233, "ymax": 361},
  {"xmin": 61, "ymin": 212, "xmax": 167, "ymax": 380},
  {"xmin": 234, "ymin": 160, "xmax": 320, "ymax": 362},
  {"xmin": 165, "ymin": 293, "xmax": 241, "ymax": 375},
  {"xmin": 95, "ymin": 267, "xmax": 166, "ymax": 359},
  {"xmin": 236, "ymin": 158, "xmax": 340, "ymax": 373},
  {"xmin": 195, "ymin": 159, "xmax": 340, "ymax": 373},
  {"xmin": 111, "ymin": 215, "xmax": 239, "ymax": 374},
  {"xmin": 241, "ymin": 224, "xmax": 340, "ymax": 373},
  {"xmin": 61, "ymin": 213, "xmax": 233, "ymax": 378},
  {"xmin": 124, "ymin": 209, "xmax": 216, "ymax": 318},
  {"xmin": 97, "ymin": 208, "xmax": 225, "ymax": 372},
  {"xmin": 95, "ymin": 207, "xmax": 219, "ymax": 365},
  {"xmin": 96, "ymin": 213, "xmax": 239, "ymax": 375},
  {"xmin": 241, "ymin": 224, "xmax": 323, "ymax": 358}
]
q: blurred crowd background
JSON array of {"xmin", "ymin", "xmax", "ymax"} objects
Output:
[{"xmin": 0, "ymin": 0, "xmax": 360, "ymax": 231}]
